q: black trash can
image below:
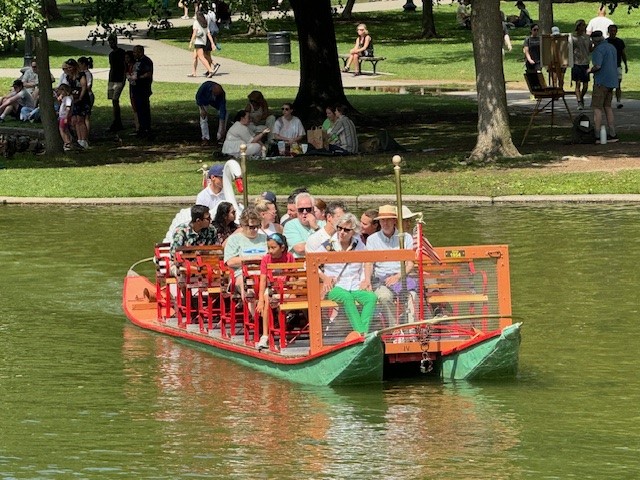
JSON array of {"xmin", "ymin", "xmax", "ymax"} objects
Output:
[{"xmin": 267, "ymin": 31, "xmax": 291, "ymax": 66}]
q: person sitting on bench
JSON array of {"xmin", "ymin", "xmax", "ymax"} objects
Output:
[{"xmin": 342, "ymin": 23, "xmax": 374, "ymax": 77}]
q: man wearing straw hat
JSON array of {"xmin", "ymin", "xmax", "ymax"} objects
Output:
[{"xmin": 363, "ymin": 205, "xmax": 416, "ymax": 326}]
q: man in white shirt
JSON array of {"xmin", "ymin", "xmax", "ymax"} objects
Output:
[
  {"xmin": 195, "ymin": 164, "xmax": 227, "ymax": 215},
  {"xmin": 586, "ymin": 6, "xmax": 614, "ymax": 39},
  {"xmin": 272, "ymin": 102, "xmax": 305, "ymax": 145},
  {"xmin": 363, "ymin": 205, "xmax": 415, "ymax": 325},
  {"xmin": 305, "ymin": 201, "xmax": 347, "ymax": 253}
]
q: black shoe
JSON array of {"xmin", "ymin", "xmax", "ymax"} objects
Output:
[{"xmin": 607, "ymin": 134, "xmax": 619, "ymax": 143}]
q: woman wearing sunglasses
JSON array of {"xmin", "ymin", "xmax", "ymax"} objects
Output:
[
  {"xmin": 523, "ymin": 23, "xmax": 541, "ymax": 72},
  {"xmin": 320, "ymin": 213, "xmax": 377, "ymax": 334},
  {"xmin": 272, "ymin": 102, "xmax": 305, "ymax": 146}
]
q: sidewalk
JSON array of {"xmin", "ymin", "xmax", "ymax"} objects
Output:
[{"xmin": 0, "ymin": 0, "xmax": 432, "ymax": 88}]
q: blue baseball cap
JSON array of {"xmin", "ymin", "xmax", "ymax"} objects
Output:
[{"xmin": 208, "ymin": 164, "xmax": 224, "ymax": 177}]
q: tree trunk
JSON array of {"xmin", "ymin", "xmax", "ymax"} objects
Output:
[
  {"xmin": 537, "ymin": 0, "xmax": 553, "ymax": 35},
  {"xmin": 246, "ymin": 0, "xmax": 267, "ymax": 35},
  {"xmin": 341, "ymin": 0, "xmax": 356, "ymax": 19},
  {"xmin": 42, "ymin": 0, "xmax": 62, "ymax": 21},
  {"xmin": 468, "ymin": 0, "xmax": 520, "ymax": 162},
  {"xmin": 420, "ymin": 0, "xmax": 437, "ymax": 38},
  {"xmin": 290, "ymin": 0, "xmax": 351, "ymax": 124},
  {"xmin": 34, "ymin": 29, "xmax": 63, "ymax": 155}
]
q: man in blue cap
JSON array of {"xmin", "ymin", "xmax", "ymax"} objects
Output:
[{"xmin": 196, "ymin": 163, "xmax": 227, "ymax": 214}]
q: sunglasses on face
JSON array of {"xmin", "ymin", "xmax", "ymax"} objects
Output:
[
  {"xmin": 282, "ymin": 107, "xmax": 290, "ymax": 111},
  {"xmin": 337, "ymin": 226, "xmax": 353, "ymax": 233},
  {"xmin": 244, "ymin": 224, "xmax": 260, "ymax": 230},
  {"xmin": 297, "ymin": 207, "xmax": 313, "ymax": 213}
]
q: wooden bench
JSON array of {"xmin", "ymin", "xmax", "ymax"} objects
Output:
[{"xmin": 338, "ymin": 54, "xmax": 386, "ymax": 75}]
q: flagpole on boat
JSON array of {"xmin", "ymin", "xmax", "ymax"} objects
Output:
[
  {"xmin": 239, "ymin": 144, "xmax": 249, "ymax": 208},
  {"xmin": 392, "ymin": 155, "xmax": 406, "ymax": 281}
]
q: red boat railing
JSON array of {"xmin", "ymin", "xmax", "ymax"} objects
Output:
[{"xmin": 154, "ymin": 243, "xmax": 511, "ymax": 358}]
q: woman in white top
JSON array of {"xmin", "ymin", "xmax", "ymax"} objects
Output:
[
  {"xmin": 254, "ymin": 198, "xmax": 283, "ymax": 236},
  {"xmin": 321, "ymin": 213, "xmax": 377, "ymax": 334},
  {"xmin": 222, "ymin": 110, "xmax": 270, "ymax": 157},
  {"xmin": 188, "ymin": 12, "xmax": 217, "ymax": 78}
]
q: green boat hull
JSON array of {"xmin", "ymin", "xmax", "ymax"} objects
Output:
[
  {"xmin": 440, "ymin": 323, "xmax": 522, "ymax": 380},
  {"xmin": 181, "ymin": 333, "xmax": 385, "ymax": 386}
]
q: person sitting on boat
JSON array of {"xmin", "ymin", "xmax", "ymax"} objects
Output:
[
  {"xmin": 254, "ymin": 197, "xmax": 283, "ymax": 236},
  {"xmin": 211, "ymin": 201, "xmax": 238, "ymax": 245},
  {"xmin": 359, "ymin": 208, "xmax": 380, "ymax": 245},
  {"xmin": 255, "ymin": 232, "xmax": 296, "ymax": 349},
  {"xmin": 224, "ymin": 207, "xmax": 268, "ymax": 275},
  {"xmin": 282, "ymin": 192, "xmax": 326, "ymax": 258},
  {"xmin": 320, "ymin": 213, "xmax": 377, "ymax": 334},
  {"xmin": 224, "ymin": 207, "xmax": 268, "ymax": 307},
  {"xmin": 279, "ymin": 187, "xmax": 308, "ymax": 226},
  {"xmin": 196, "ymin": 163, "xmax": 228, "ymax": 215},
  {"xmin": 362, "ymin": 205, "xmax": 416, "ymax": 326},
  {"xmin": 305, "ymin": 201, "xmax": 348, "ymax": 253},
  {"xmin": 169, "ymin": 204, "xmax": 217, "ymax": 272}
]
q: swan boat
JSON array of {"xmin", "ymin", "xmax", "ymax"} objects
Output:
[{"xmin": 123, "ymin": 231, "xmax": 521, "ymax": 386}]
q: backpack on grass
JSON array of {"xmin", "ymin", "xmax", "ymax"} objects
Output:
[{"xmin": 571, "ymin": 114, "xmax": 595, "ymax": 144}]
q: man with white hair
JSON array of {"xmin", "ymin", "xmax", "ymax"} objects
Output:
[{"xmin": 283, "ymin": 192, "xmax": 324, "ymax": 257}]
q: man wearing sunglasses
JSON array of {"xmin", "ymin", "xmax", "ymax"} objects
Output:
[
  {"xmin": 272, "ymin": 102, "xmax": 305, "ymax": 146},
  {"xmin": 305, "ymin": 201, "xmax": 348, "ymax": 253},
  {"xmin": 283, "ymin": 192, "xmax": 325, "ymax": 257}
]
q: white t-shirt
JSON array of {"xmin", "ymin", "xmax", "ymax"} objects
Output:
[
  {"xmin": 273, "ymin": 115, "xmax": 305, "ymax": 141},
  {"xmin": 586, "ymin": 16, "xmax": 614, "ymax": 38}
]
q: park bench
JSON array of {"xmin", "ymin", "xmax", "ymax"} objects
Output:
[{"xmin": 338, "ymin": 54, "xmax": 386, "ymax": 75}]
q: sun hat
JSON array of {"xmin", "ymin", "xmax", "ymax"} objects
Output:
[
  {"xmin": 374, "ymin": 205, "xmax": 397, "ymax": 220},
  {"xmin": 208, "ymin": 164, "xmax": 224, "ymax": 177},
  {"xmin": 551, "ymin": 26, "xmax": 561, "ymax": 35},
  {"xmin": 401, "ymin": 205, "xmax": 421, "ymax": 219}
]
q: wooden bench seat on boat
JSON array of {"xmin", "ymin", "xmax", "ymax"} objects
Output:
[{"xmin": 265, "ymin": 261, "xmax": 337, "ymax": 351}]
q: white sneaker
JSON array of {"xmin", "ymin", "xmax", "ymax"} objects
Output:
[
  {"xmin": 257, "ymin": 335, "xmax": 269, "ymax": 350},
  {"xmin": 77, "ymin": 140, "xmax": 89, "ymax": 149}
]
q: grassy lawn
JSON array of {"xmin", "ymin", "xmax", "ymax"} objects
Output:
[{"xmin": 1, "ymin": 1, "xmax": 640, "ymax": 198}]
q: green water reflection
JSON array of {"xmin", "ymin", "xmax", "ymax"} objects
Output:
[{"xmin": 1, "ymin": 204, "xmax": 639, "ymax": 479}]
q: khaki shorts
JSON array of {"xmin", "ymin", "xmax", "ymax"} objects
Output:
[
  {"xmin": 107, "ymin": 81, "xmax": 124, "ymax": 101},
  {"xmin": 592, "ymin": 84, "xmax": 613, "ymax": 109}
]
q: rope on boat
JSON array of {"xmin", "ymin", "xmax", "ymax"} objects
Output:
[
  {"xmin": 374, "ymin": 313, "xmax": 513, "ymax": 337},
  {"xmin": 126, "ymin": 257, "xmax": 155, "ymax": 276}
]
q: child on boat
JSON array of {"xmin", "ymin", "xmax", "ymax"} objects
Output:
[{"xmin": 256, "ymin": 233, "xmax": 296, "ymax": 349}]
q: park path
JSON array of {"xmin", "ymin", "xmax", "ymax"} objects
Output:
[
  {"xmin": 0, "ymin": 0, "xmax": 439, "ymax": 88},
  {"xmin": 2, "ymin": 0, "xmax": 640, "ymax": 130}
]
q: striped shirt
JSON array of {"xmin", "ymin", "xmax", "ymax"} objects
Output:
[{"xmin": 332, "ymin": 115, "xmax": 358, "ymax": 153}]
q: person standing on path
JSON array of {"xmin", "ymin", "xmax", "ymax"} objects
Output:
[
  {"xmin": 588, "ymin": 31, "xmax": 619, "ymax": 143},
  {"xmin": 107, "ymin": 34, "xmax": 126, "ymax": 132},
  {"xmin": 606, "ymin": 24, "xmax": 628, "ymax": 109},
  {"xmin": 523, "ymin": 24, "xmax": 541, "ymax": 72},
  {"xmin": 571, "ymin": 19, "xmax": 591, "ymax": 111},
  {"xmin": 131, "ymin": 45, "xmax": 153, "ymax": 138}
]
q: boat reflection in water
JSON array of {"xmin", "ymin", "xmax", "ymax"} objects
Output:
[{"xmin": 122, "ymin": 325, "xmax": 521, "ymax": 478}]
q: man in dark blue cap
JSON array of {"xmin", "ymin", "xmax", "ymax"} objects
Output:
[{"xmin": 196, "ymin": 163, "xmax": 227, "ymax": 213}]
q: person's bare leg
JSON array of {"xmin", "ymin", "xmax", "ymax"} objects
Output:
[
  {"xmin": 593, "ymin": 107, "xmax": 603, "ymax": 137},
  {"xmin": 604, "ymin": 106, "xmax": 616, "ymax": 137}
]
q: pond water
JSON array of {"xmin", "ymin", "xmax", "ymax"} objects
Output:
[{"xmin": 1, "ymin": 203, "xmax": 639, "ymax": 479}]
